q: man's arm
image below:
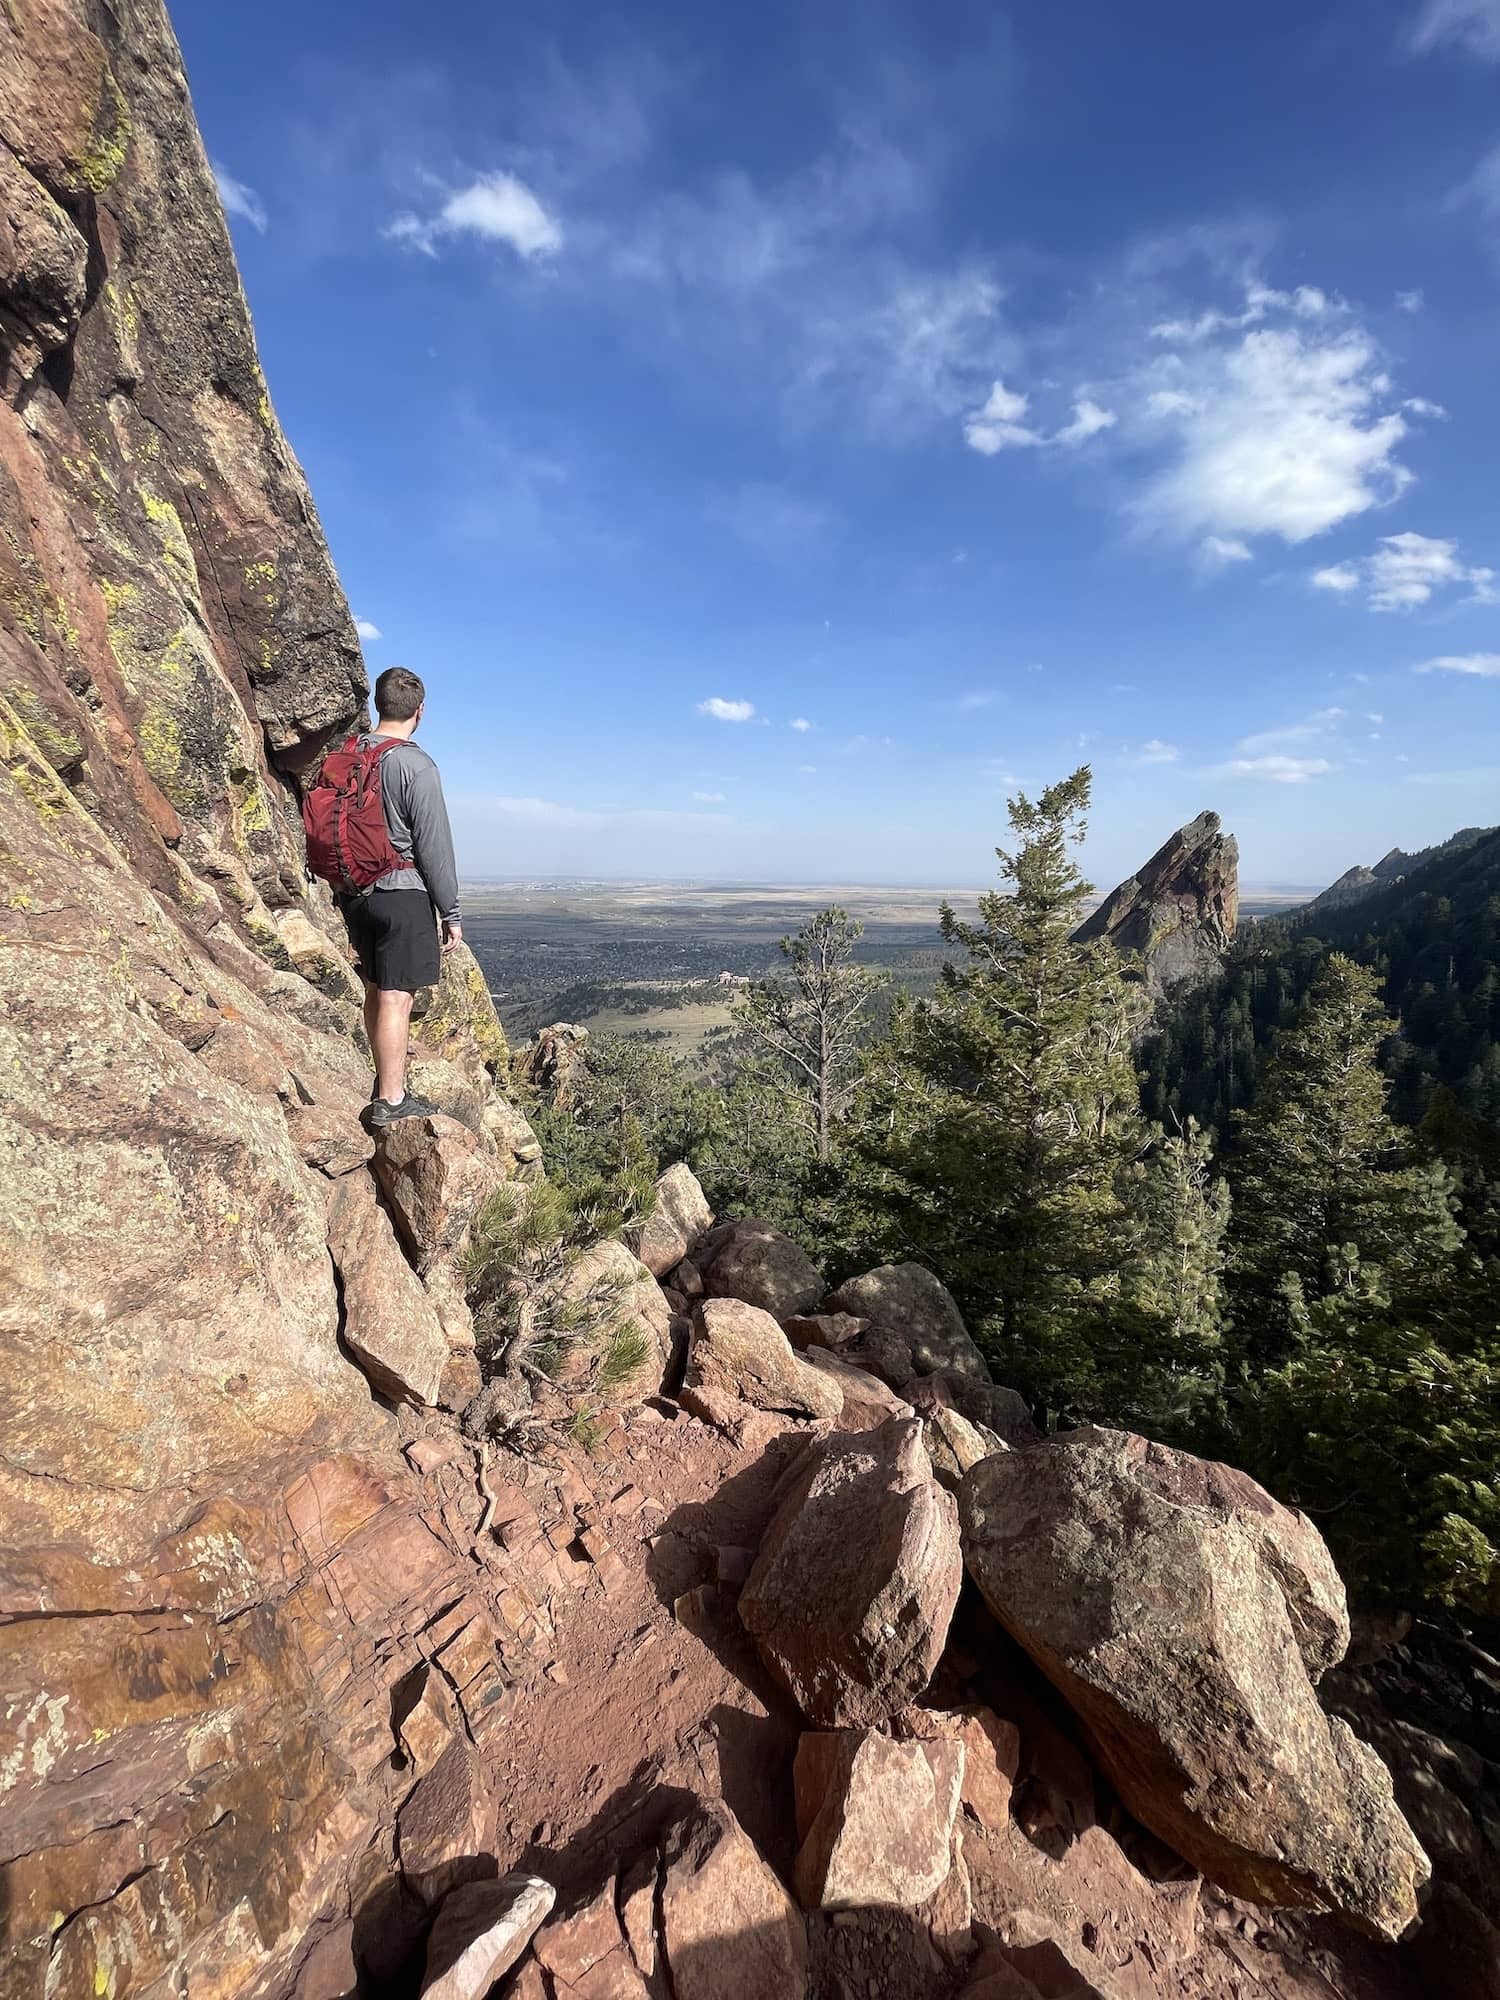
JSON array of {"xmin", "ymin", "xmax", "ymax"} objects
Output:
[{"xmin": 403, "ymin": 753, "xmax": 462, "ymax": 939}]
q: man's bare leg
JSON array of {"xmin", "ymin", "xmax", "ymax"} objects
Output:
[
  {"xmin": 369, "ymin": 987, "xmax": 415, "ymax": 1103},
  {"xmin": 362, "ymin": 980, "xmax": 381, "ymax": 1080}
]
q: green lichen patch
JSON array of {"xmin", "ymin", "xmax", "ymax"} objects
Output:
[{"xmin": 76, "ymin": 60, "xmax": 132, "ymax": 195}]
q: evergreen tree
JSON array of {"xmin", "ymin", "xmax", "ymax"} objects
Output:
[
  {"xmin": 1225, "ymin": 954, "xmax": 1496, "ymax": 1612},
  {"xmin": 1228, "ymin": 954, "xmax": 1462, "ymax": 1362},
  {"xmin": 733, "ymin": 907, "xmax": 887, "ymax": 1161},
  {"xmin": 1116, "ymin": 1118, "xmax": 1230, "ymax": 1433},
  {"xmin": 846, "ymin": 768, "xmax": 1149, "ymax": 1415}
]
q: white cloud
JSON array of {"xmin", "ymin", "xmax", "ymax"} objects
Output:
[
  {"xmin": 963, "ymin": 380, "xmax": 1041, "ymax": 454},
  {"xmin": 353, "ymin": 617, "xmax": 382, "ymax": 640},
  {"xmin": 1409, "ymin": 0, "xmax": 1500, "ymax": 60},
  {"xmin": 1128, "ymin": 739, "xmax": 1181, "ymax": 764},
  {"xmin": 213, "ymin": 162, "xmax": 267, "ymax": 233},
  {"xmin": 957, "ymin": 690, "xmax": 998, "ymax": 710},
  {"xmin": 1199, "ymin": 535, "xmax": 1253, "ymax": 571},
  {"xmin": 1136, "ymin": 323, "xmax": 1411, "ymax": 545},
  {"xmin": 1414, "ymin": 653, "xmax": 1500, "ymax": 677},
  {"xmin": 388, "ymin": 171, "xmax": 563, "ymax": 260},
  {"xmin": 1238, "ymin": 706, "xmax": 1347, "ymax": 754},
  {"xmin": 1311, "ymin": 563, "xmax": 1361, "ymax": 593},
  {"xmin": 1403, "ymin": 396, "xmax": 1448, "ymax": 418},
  {"xmin": 963, "ymin": 382, "xmax": 1115, "ymax": 455},
  {"xmin": 458, "ymin": 793, "xmax": 728, "ymax": 830},
  {"xmin": 1148, "ymin": 282, "xmax": 1338, "ymax": 343},
  {"xmin": 1312, "ymin": 531, "xmax": 1496, "ymax": 611},
  {"xmin": 790, "ymin": 716, "xmax": 813, "ymax": 731},
  {"xmin": 1396, "ymin": 289, "xmax": 1425, "ymax": 313},
  {"xmin": 1208, "ymin": 754, "xmax": 1334, "ymax": 783},
  {"xmin": 698, "ymin": 696, "xmax": 756, "ymax": 722},
  {"xmin": 691, "ymin": 789, "xmax": 726, "ymax": 802},
  {"xmin": 1055, "ymin": 397, "xmax": 1117, "ymax": 445}
]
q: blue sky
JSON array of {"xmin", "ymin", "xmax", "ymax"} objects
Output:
[{"xmin": 179, "ymin": 0, "xmax": 1498, "ymax": 888}]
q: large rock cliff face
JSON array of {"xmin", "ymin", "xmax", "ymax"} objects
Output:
[
  {"xmin": 1074, "ymin": 809, "xmax": 1239, "ymax": 998},
  {"xmin": 0, "ymin": 5, "xmax": 542, "ymax": 1994}
]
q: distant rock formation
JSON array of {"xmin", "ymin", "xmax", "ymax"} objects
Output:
[
  {"xmin": 1074, "ymin": 809, "xmax": 1239, "ymax": 996},
  {"xmin": 1303, "ymin": 828, "xmax": 1491, "ymax": 917}
]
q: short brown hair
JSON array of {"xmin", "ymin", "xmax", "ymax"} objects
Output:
[{"xmin": 374, "ymin": 666, "xmax": 426, "ymax": 722}]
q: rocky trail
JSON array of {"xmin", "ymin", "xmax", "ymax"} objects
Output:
[{"xmin": 2, "ymin": 2, "xmax": 1499, "ymax": 1997}]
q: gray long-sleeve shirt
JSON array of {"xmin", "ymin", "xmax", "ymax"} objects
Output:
[{"xmin": 359, "ymin": 733, "xmax": 461, "ymax": 921}]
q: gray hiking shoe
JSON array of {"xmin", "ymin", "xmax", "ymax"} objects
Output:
[{"xmin": 363, "ymin": 1090, "xmax": 441, "ymax": 1129}]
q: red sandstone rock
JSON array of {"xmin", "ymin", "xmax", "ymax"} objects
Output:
[
  {"xmin": 793, "ymin": 1727, "xmax": 964, "ymax": 1910},
  {"xmin": 658, "ymin": 1800, "xmax": 807, "ymax": 2000},
  {"xmin": 961, "ymin": 1428, "xmax": 1428, "ymax": 1939},
  {"xmin": 740, "ymin": 1416, "xmax": 962, "ymax": 1727},
  {"xmin": 627, "ymin": 1160, "xmax": 714, "ymax": 1277},
  {"xmin": 697, "ymin": 1217, "xmax": 825, "ymax": 1318},
  {"xmin": 683, "ymin": 1297, "xmax": 842, "ymax": 1422}
]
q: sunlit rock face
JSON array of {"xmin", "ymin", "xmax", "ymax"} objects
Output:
[
  {"xmin": 1074, "ymin": 809, "xmax": 1239, "ymax": 997},
  {"xmin": 0, "ymin": 7, "xmax": 535, "ymax": 1993}
]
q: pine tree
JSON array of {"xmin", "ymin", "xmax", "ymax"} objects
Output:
[
  {"xmin": 1116, "ymin": 1118, "xmax": 1230, "ymax": 1433},
  {"xmin": 1226, "ymin": 954, "xmax": 1495, "ymax": 1612},
  {"xmin": 733, "ymin": 907, "xmax": 886, "ymax": 1161},
  {"xmin": 846, "ymin": 768, "xmax": 1149, "ymax": 1415},
  {"xmin": 1228, "ymin": 953, "xmax": 1462, "ymax": 1361}
]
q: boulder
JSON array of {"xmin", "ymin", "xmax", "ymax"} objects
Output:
[
  {"xmin": 782, "ymin": 1311, "xmax": 869, "ymax": 1352},
  {"xmin": 326, "ymin": 1171, "xmax": 449, "ymax": 1406},
  {"xmin": 533, "ymin": 1878, "xmax": 648, "ymax": 1998},
  {"xmin": 823, "ymin": 1264, "xmax": 989, "ymax": 1382},
  {"xmin": 906, "ymin": 1372, "xmax": 1038, "ymax": 1451},
  {"xmin": 914, "ymin": 1400, "xmax": 1006, "ymax": 1488},
  {"xmin": 423, "ymin": 1874, "xmax": 555, "ymax": 2000},
  {"xmin": 371, "ymin": 1111, "xmax": 503, "ymax": 1274},
  {"xmin": 673, "ymin": 1255, "xmax": 704, "ymax": 1298},
  {"xmin": 285, "ymin": 1102, "xmax": 375, "ymax": 1176},
  {"xmin": 513, "ymin": 1021, "xmax": 590, "ymax": 1108},
  {"xmin": 627, "ymin": 1160, "xmax": 714, "ymax": 1278},
  {"xmin": 682, "ymin": 1297, "xmax": 841, "ymax": 1423},
  {"xmin": 803, "ymin": 1346, "xmax": 916, "ymax": 1433},
  {"xmin": 793, "ymin": 1727, "xmax": 964, "ymax": 1910},
  {"xmin": 960, "ymin": 1428, "xmax": 1428, "ymax": 1939},
  {"xmin": 698, "ymin": 1218, "xmax": 824, "ymax": 1318},
  {"xmin": 740, "ymin": 1416, "xmax": 962, "ymax": 1726},
  {"xmin": 550, "ymin": 1239, "xmax": 675, "ymax": 1403},
  {"xmin": 897, "ymin": 1706, "xmax": 1020, "ymax": 1831},
  {"xmin": 658, "ymin": 1801, "xmax": 807, "ymax": 2000}
]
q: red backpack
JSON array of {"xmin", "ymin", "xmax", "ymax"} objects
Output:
[{"xmin": 302, "ymin": 735, "xmax": 417, "ymax": 892}]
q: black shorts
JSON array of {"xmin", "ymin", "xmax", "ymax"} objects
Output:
[{"xmin": 340, "ymin": 889, "xmax": 440, "ymax": 993}]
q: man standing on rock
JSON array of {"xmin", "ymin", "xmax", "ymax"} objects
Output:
[{"xmin": 305, "ymin": 665, "xmax": 463, "ymax": 1127}]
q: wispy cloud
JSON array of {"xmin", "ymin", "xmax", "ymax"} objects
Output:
[
  {"xmin": 1207, "ymin": 754, "xmax": 1334, "ymax": 783},
  {"xmin": 1199, "ymin": 534, "xmax": 1253, "ymax": 571},
  {"xmin": 1311, "ymin": 531, "xmax": 1496, "ymax": 611},
  {"xmin": 709, "ymin": 484, "xmax": 832, "ymax": 562},
  {"xmin": 1414, "ymin": 653, "xmax": 1500, "ymax": 677},
  {"xmin": 1126, "ymin": 738, "xmax": 1181, "ymax": 764},
  {"xmin": 388, "ymin": 171, "xmax": 563, "ymax": 259},
  {"xmin": 691, "ymin": 789, "xmax": 726, "ymax": 802},
  {"xmin": 963, "ymin": 382, "xmax": 1117, "ymax": 455},
  {"xmin": 790, "ymin": 717, "xmax": 813, "ymax": 732},
  {"xmin": 457, "ymin": 793, "xmax": 729, "ymax": 829},
  {"xmin": 213, "ymin": 161, "xmax": 268, "ymax": 233},
  {"xmin": 1408, "ymin": 0, "xmax": 1500, "ymax": 60},
  {"xmin": 698, "ymin": 696, "xmax": 756, "ymax": 722},
  {"xmin": 956, "ymin": 690, "xmax": 999, "ymax": 711},
  {"xmin": 1238, "ymin": 706, "xmax": 1347, "ymax": 754},
  {"xmin": 353, "ymin": 616, "xmax": 382, "ymax": 640}
]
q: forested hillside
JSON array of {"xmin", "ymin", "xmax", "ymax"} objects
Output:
[{"xmin": 1142, "ymin": 823, "xmax": 1500, "ymax": 1135}]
